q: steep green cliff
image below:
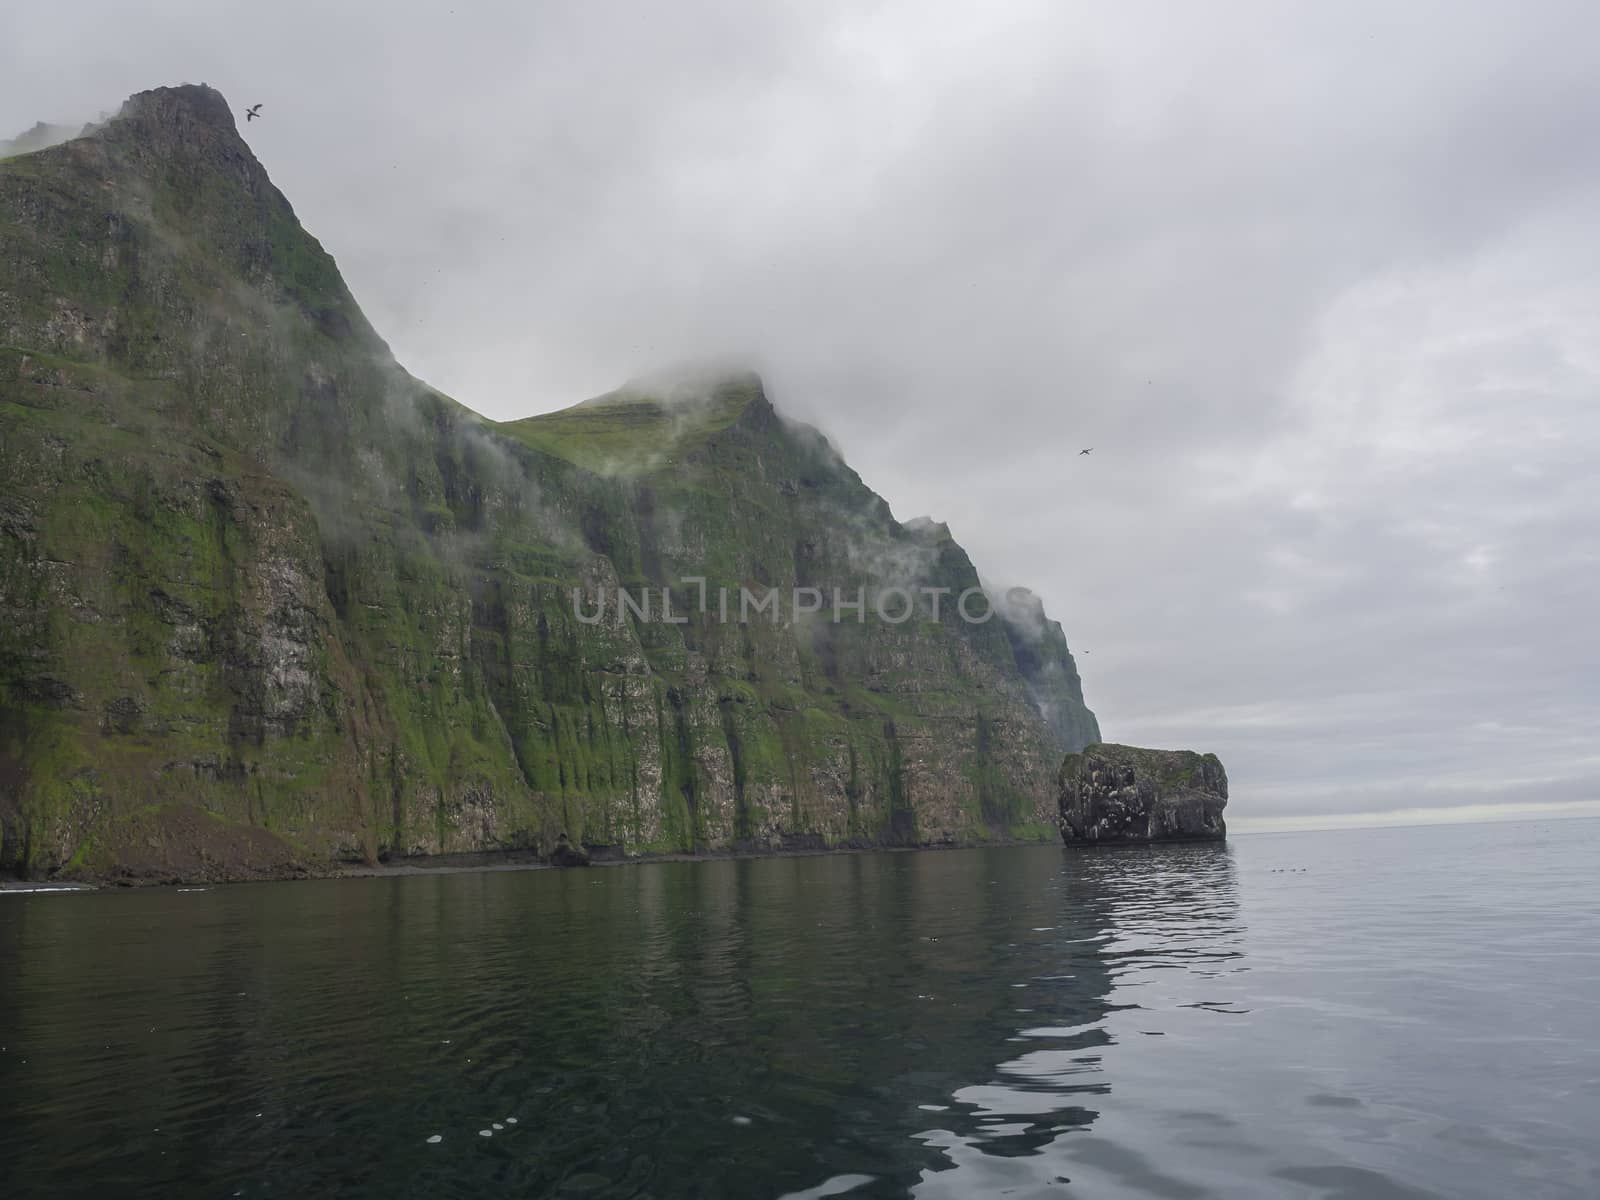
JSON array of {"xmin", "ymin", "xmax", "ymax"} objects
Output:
[{"xmin": 0, "ymin": 85, "xmax": 1097, "ymax": 879}]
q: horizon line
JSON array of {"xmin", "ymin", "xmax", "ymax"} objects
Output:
[{"xmin": 1229, "ymin": 800, "xmax": 1600, "ymax": 836}]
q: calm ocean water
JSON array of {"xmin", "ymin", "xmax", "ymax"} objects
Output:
[{"xmin": 2, "ymin": 818, "xmax": 1596, "ymax": 1199}]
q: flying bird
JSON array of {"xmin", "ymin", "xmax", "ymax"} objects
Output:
[
  {"xmin": 245, "ymin": 104, "xmax": 263, "ymax": 121},
  {"xmin": 1079, "ymin": 448, "xmax": 1093, "ymax": 456}
]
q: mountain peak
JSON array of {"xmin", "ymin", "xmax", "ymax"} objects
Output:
[
  {"xmin": 0, "ymin": 80, "xmax": 380, "ymax": 379},
  {"xmin": 115, "ymin": 83, "xmax": 239, "ymax": 137},
  {"xmin": 86, "ymin": 83, "xmax": 260, "ymax": 175}
]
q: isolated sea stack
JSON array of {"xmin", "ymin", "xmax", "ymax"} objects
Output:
[{"xmin": 1058, "ymin": 744, "xmax": 1228, "ymax": 843}]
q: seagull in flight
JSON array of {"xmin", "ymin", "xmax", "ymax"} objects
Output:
[
  {"xmin": 1079, "ymin": 447, "xmax": 1093, "ymax": 456},
  {"xmin": 246, "ymin": 103, "xmax": 263, "ymax": 122}
]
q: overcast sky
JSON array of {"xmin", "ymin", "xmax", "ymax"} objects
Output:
[{"xmin": 5, "ymin": 1, "xmax": 1597, "ymax": 830}]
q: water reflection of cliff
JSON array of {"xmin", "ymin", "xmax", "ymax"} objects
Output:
[
  {"xmin": 0, "ymin": 843, "xmax": 1241, "ymax": 1199},
  {"xmin": 907, "ymin": 842, "xmax": 1244, "ymax": 1198},
  {"xmin": 505, "ymin": 842, "xmax": 1244, "ymax": 1197}
]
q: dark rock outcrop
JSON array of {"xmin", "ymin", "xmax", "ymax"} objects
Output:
[{"xmin": 1058, "ymin": 743, "xmax": 1227, "ymax": 844}]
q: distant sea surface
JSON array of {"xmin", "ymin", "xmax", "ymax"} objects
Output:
[{"xmin": 2, "ymin": 818, "xmax": 1597, "ymax": 1199}]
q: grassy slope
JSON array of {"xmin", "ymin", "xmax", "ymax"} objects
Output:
[{"xmin": 498, "ymin": 382, "xmax": 752, "ymax": 474}]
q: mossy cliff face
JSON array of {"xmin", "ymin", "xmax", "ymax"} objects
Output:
[
  {"xmin": 1057, "ymin": 744, "xmax": 1228, "ymax": 844},
  {"xmin": 0, "ymin": 85, "xmax": 1099, "ymax": 879}
]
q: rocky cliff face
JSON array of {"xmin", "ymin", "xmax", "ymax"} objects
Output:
[
  {"xmin": 1057, "ymin": 744, "xmax": 1227, "ymax": 844},
  {"xmin": 0, "ymin": 85, "xmax": 1099, "ymax": 879}
]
